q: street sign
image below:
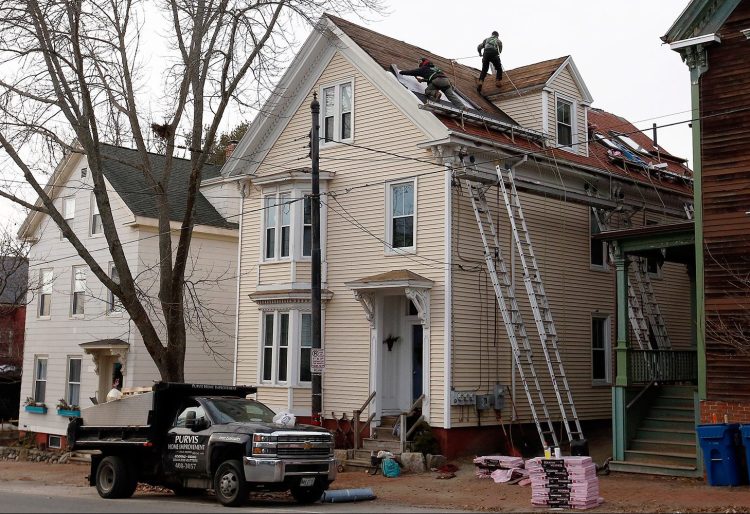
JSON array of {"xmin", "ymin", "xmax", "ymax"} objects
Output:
[{"xmin": 311, "ymin": 349, "xmax": 325, "ymax": 373}]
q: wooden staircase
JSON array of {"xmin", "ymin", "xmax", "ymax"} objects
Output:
[
  {"xmin": 342, "ymin": 415, "xmax": 403, "ymax": 471},
  {"xmin": 610, "ymin": 385, "xmax": 700, "ymax": 477}
]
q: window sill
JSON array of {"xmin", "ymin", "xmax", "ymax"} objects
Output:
[
  {"xmin": 591, "ymin": 381, "xmax": 611, "ymax": 388},
  {"xmin": 385, "ymin": 246, "xmax": 416, "ymax": 256},
  {"xmin": 70, "ymin": 314, "xmax": 85, "ymax": 320},
  {"xmin": 558, "ymin": 144, "xmax": 577, "ymax": 154},
  {"xmin": 90, "ymin": 232, "xmax": 104, "ymax": 238},
  {"xmin": 320, "ymin": 138, "xmax": 354, "ymax": 150},
  {"xmin": 37, "ymin": 316, "xmax": 51, "ymax": 321},
  {"xmin": 106, "ymin": 310, "xmax": 124, "ymax": 318},
  {"xmin": 261, "ymin": 258, "xmax": 292, "ymax": 265},
  {"xmin": 589, "ymin": 264, "xmax": 610, "ymax": 273}
]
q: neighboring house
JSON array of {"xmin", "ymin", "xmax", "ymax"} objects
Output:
[
  {"xmin": 222, "ymin": 15, "xmax": 694, "ymax": 458},
  {"xmin": 663, "ymin": 1, "xmax": 750, "ymax": 424},
  {"xmin": 0, "ymin": 257, "xmax": 28, "ymax": 421},
  {"xmin": 17, "ymin": 144, "xmax": 239, "ymax": 448}
]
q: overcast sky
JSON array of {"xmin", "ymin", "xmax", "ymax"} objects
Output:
[{"xmin": 0, "ymin": 0, "xmax": 693, "ymax": 234}]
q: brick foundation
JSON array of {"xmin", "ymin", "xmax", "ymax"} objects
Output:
[{"xmin": 700, "ymin": 400, "xmax": 750, "ymax": 424}]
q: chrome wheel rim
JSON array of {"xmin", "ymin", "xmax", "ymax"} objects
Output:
[
  {"xmin": 99, "ymin": 464, "xmax": 114, "ymax": 493},
  {"xmin": 219, "ymin": 470, "xmax": 238, "ymax": 498}
]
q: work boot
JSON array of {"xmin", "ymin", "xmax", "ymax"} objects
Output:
[
  {"xmin": 495, "ymin": 78, "xmax": 502, "ymax": 88},
  {"xmin": 476, "ymin": 78, "xmax": 483, "ymax": 94}
]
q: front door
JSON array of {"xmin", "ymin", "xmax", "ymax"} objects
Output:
[{"xmin": 412, "ymin": 323, "xmax": 423, "ymax": 402}]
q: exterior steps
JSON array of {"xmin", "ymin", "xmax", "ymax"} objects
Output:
[{"xmin": 613, "ymin": 384, "xmax": 699, "ymax": 477}]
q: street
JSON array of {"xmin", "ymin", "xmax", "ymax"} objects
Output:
[{"xmin": 0, "ymin": 481, "xmax": 456, "ymax": 513}]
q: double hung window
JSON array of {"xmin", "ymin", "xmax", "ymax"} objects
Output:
[
  {"xmin": 264, "ymin": 193, "xmax": 291, "ymax": 259},
  {"xmin": 322, "ymin": 81, "xmax": 353, "ymax": 143},
  {"xmin": 66, "ymin": 357, "xmax": 81, "ymax": 407},
  {"xmin": 39, "ymin": 269, "xmax": 53, "ymax": 317},
  {"xmin": 590, "ymin": 209, "xmax": 607, "ymax": 269},
  {"xmin": 387, "ymin": 180, "xmax": 416, "ymax": 251},
  {"xmin": 34, "ymin": 356, "xmax": 47, "ymax": 403},
  {"xmin": 71, "ymin": 266, "xmax": 86, "ymax": 316},
  {"xmin": 261, "ymin": 310, "xmax": 313, "ymax": 386},
  {"xmin": 90, "ymin": 193, "xmax": 102, "ymax": 235},
  {"xmin": 591, "ymin": 315, "xmax": 611, "ymax": 384},
  {"xmin": 108, "ymin": 263, "xmax": 122, "ymax": 313},
  {"xmin": 556, "ymin": 98, "xmax": 573, "ymax": 148}
]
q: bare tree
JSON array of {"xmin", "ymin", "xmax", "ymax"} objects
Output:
[{"xmin": 0, "ymin": 0, "xmax": 384, "ymax": 381}]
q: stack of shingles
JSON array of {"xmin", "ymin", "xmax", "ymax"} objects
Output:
[
  {"xmin": 526, "ymin": 456, "xmax": 602, "ymax": 510},
  {"xmin": 473, "ymin": 455, "xmax": 525, "ymax": 479}
]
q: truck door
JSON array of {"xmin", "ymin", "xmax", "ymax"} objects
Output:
[{"xmin": 165, "ymin": 400, "xmax": 211, "ymax": 478}]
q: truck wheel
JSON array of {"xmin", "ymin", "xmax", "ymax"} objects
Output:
[
  {"xmin": 290, "ymin": 484, "xmax": 325, "ymax": 504},
  {"xmin": 213, "ymin": 460, "xmax": 248, "ymax": 507},
  {"xmin": 96, "ymin": 456, "xmax": 137, "ymax": 499}
]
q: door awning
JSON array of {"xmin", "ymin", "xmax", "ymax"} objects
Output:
[
  {"xmin": 79, "ymin": 339, "xmax": 130, "ymax": 375},
  {"xmin": 346, "ymin": 270, "xmax": 433, "ymax": 327},
  {"xmin": 345, "ymin": 269, "xmax": 433, "ymax": 291}
]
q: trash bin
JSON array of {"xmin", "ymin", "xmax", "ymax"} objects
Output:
[
  {"xmin": 696, "ymin": 423, "xmax": 742, "ymax": 486},
  {"xmin": 740, "ymin": 425, "xmax": 750, "ymax": 481}
]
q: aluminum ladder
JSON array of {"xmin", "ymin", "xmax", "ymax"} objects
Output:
[
  {"xmin": 496, "ymin": 165, "xmax": 584, "ymax": 446},
  {"xmin": 462, "ymin": 177, "xmax": 561, "ymax": 449},
  {"xmin": 590, "ymin": 206, "xmax": 651, "ymax": 350},
  {"xmin": 630, "ymin": 259, "xmax": 672, "ymax": 349}
]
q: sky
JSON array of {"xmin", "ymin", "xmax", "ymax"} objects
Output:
[{"xmin": 0, "ymin": 0, "xmax": 693, "ymax": 235}]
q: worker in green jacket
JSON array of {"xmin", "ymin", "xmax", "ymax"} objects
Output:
[{"xmin": 477, "ymin": 31, "xmax": 503, "ymax": 93}]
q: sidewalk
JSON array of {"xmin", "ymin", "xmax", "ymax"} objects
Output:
[{"xmin": 1, "ymin": 458, "xmax": 749, "ymax": 512}]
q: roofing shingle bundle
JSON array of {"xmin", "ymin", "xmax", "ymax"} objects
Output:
[{"xmin": 526, "ymin": 456, "xmax": 603, "ymax": 510}]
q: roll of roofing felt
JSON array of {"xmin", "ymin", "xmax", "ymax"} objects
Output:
[{"xmin": 321, "ymin": 488, "xmax": 376, "ymax": 503}]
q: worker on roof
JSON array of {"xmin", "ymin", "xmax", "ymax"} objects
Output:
[
  {"xmin": 476, "ymin": 30, "xmax": 503, "ymax": 94},
  {"xmin": 399, "ymin": 58, "xmax": 464, "ymax": 109}
]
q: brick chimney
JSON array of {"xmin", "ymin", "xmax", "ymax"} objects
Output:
[{"xmin": 225, "ymin": 140, "xmax": 239, "ymax": 161}]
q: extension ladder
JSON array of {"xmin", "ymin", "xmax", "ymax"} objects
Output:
[
  {"xmin": 462, "ymin": 176, "xmax": 561, "ymax": 449},
  {"xmin": 630, "ymin": 258, "xmax": 672, "ymax": 350},
  {"xmin": 496, "ymin": 165, "xmax": 584, "ymax": 446}
]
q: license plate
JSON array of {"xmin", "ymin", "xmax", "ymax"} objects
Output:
[{"xmin": 300, "ymin": 477, "xmax": 315, "ymax": 487}]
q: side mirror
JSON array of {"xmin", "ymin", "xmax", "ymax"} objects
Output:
[
  {"xmin": 185, "ymin": 410, "xmax": 196, "ymax": 429},
  {"xmin": 193, "ymin": 418, "xmax": 208, "ymax": 432}
]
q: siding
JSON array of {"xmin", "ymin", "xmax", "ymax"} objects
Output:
[
  {"xmin": 497, "ymin": 93, "xmax": 544, "ymax": 133},
  {"xmin": 235, "ymin": 52, "xmax": 447, "ymax": 425},
  {"xmin": 18, "ymin": 156, "xmax": 237, "ymax": 436},
  {"xmin": 547, "ymin": 67, "xmax": 588, "ymax": 156},
  {"xmin": 700, "ymin": 1, "xmax": 750, "ymax": 402}
]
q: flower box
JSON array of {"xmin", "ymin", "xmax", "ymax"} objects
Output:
[
  {"xmin": 57, "ymin": 408, "xmax": 80, "ymax": 417},
  {"xmin": 24, "ymin": 405, "xmax": 47, "ymax": 414}
]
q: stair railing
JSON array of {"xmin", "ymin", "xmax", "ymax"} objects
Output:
[
  {"xmin": 399, "ymin": 394, "xmax": 426, "ymax": 454},
  {"xmin": 353, "ymin": 391, "xmax": 376, "ymax": 450}
]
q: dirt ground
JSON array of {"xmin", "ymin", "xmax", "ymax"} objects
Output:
[{"xmin": 1, "ymin": 458, "xmax": 750, "ymax": 512}]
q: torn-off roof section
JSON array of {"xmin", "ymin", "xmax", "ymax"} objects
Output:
[
  {"xmin": 486, "ymin": 56, "xmax": 569, "ymax": 99},
  {"xmin": 662, "ymin": 0, "xmax": 742, "ymax": 42},
  {"xmin": 326, "ymin": 14, "xmax": 516, "ymax": 119}
]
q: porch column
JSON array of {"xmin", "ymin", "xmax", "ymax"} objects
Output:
[
  {"xmin": 612, "ymin": 247, "xmax": 629, "ymax": 461},
  {"xmin": 405, "ymin": 287, "xmax": 430, "ymax": 418}
]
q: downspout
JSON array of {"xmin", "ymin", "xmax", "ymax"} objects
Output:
[
  {"xmin": 444, "ymin": 162, "xmax": 453, "ymax": 430},
  {"xmin": 232, "ymin": 181, "xmax": 247, "ymax": 386}
]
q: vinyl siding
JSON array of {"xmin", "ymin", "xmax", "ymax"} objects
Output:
[
  {"xmin": 235, "ymin": 52, "xmax": 447, "ymax": 425},
  {"xmin": 497, "ymin": 93, "xmax": 544, "ymax": 133}
]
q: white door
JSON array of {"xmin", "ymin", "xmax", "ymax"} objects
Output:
[{"xmin": 380, "ymin": 295, "xmax": 409, "ymax": 415}]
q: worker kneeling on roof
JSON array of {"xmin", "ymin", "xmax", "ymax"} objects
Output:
[{"xmin": 400, "ymin": 58, "xmax": 464, "ymax": 109}]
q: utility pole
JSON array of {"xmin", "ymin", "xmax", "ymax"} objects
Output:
[{"xmin": 310, "ymin": 93, "xmax": 322, "ymax": 426}]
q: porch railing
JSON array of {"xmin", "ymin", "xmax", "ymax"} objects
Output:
[
  {"xmin": 628, "ymin": 350, "xmax": 697, "ymax": 384},
  {"xmin": 399, "ymin": 394, "xmax": 425, "ymax": 454},
  {"xmin": 352, "ymin": 391, "xmax": 376, "ymax": 450}
]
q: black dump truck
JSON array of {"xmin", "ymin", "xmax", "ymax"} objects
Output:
[{"xmin": 67, "ymin": 382, "xmax": 336, "ymax": 507}]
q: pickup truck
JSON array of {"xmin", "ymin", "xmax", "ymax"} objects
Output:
[{"xmin": 67, "ymin": 382, "xmax": 336, "ymax": 507}]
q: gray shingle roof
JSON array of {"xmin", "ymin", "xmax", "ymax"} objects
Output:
[{"xmin": 98, "ymin": 144, "xmax": 237, "ymax": 229}]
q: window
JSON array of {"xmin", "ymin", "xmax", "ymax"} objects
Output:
[
  {"xmin": 299, "ymin": 313, "xmax": 312, "ymax": 383},
  {"xmin": 71, "ymin": 266, "xmax": 86, "ymax": 316},
  {"xmin": 108, "ymin": 263, "xmax": 122, "ymax": 313},
  {"xmin": 387, "ymin": 180, "xmax": 416, "ymax": 251},
  {"xmin": 590, "ymin": 209, "xmax": 607, "ymax": 269},
  {"xmin": 321, "ymin": 81, "xmax": 354, "ymax": 144},
  {"xmin": 48, "ymin": 435, "xmax": 62, "ymax": 449},
  {"xmin": 39, "ymin": 269, "xmax": 53, "ymax": 317},
  {"xmin": 263, "ymin": 192, "xmax": 296, "ymax": 260},
  {"xmin": 90, "ymin": 193, "xmax": 102, "ymax": 235},
  {"xmin": 174, "ymin": 403, "xmax": 207, "ymax": 428},
  {"xmin": 591, "ymin": 315, "xmax": 611, "ymax": 384},
  {"xmin": 261, "ymin": 310, "xmax": 312, "ymax": 386},
  {"xmin": 302, "ymin": 196, "xmax": 312, "ymax": 258},
  {"xmin": 556, "ymin": 98, "xmax": 573, "ymax": 148},
  {"xmin": 280, "ymin": 192, "xmax": 291, "ymax": 258},
  {"xmin": 62, "ymin": 197, "xmax": 75, "ymax": 220},
  {"xmin": 264, "ymin": 195, "xmax": 277, "ymax": 259},
  {"xmin": 34, "ymin": 356, "xmax": 47, "ymax": 403},
  {"xmin": 261, "ymin": 312, "xmax": 290, "ymax": 383},
  {"xmin": 66, "ymin": 357, "xmax": 81, "ymax": 407}
]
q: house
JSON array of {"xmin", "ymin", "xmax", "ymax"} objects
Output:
[
  {"xmin": 222, "ymin": 14, "xmax": 694, "ymax": 459},
  {"xmin": 16, "ymin": 144, "xmax": 239, "ymax": 449},
  {"xmin": 663, "ymin": 1, "xmax": 750, "ymax": 425},
  {"xmin": 0, "ymin": 256, "xmax": 28, "ymax": 421}
]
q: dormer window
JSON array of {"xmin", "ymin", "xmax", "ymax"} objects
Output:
[{"xmin": 556, "ymin": 97, "xmax": 574, "ymax": 148}]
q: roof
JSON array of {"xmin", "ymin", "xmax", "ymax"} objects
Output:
[
  {"xmin": 346, "ymin": 269, "xmax": 434, "ymax": 290},
  {"xmin": 326, "ymin": 15, "xmax": 692, "ymax": 196},
  {"xmin": 99, "ymin": 144, "xmax": 236, "ymax": 229},
  {"xmin": 0, "ymin": 257, "xmax": 28, "ymax": 305},
  {"xmin": 662, "ymin": 0, "xmax": 742, "ymax": 43}
]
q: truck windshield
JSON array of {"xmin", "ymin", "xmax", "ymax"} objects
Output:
[{"xmin": 205, "ymin": 398, "xmax": 276, "ymax": 424}]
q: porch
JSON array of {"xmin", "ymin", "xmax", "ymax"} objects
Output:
[{"xmin": 598, "ymin": 221, "xmax": 701, "ymax": 477}]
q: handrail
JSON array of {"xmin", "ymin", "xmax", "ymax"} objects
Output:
[
  {"xmin": 352, "ymin": 391, "xmax": 376, "ymax": 450},
  {"xmin": 404, "ymin": 394, "xmax": 425, "ymax": 417},
  {"xmin": 626, "ymin": 380, "xmax": 655, "ymax": 410},
  {"xmin": 400, "ymin": 394, "xmax": 426, "ymax": 453}
]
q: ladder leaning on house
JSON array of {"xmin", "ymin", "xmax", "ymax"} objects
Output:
[
  {"xmin": 496, "ymin": 165, "xmax": 584, "ymax": 447},
  {"xmin": 459, "ymin": 163, "xmax": 584, "ymax": 449},
  {"xmin": 590, "ymin": 205, "xmax": 671, "ymax": 350}
]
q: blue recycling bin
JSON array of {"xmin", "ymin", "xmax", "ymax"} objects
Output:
[
  {"xmin": 696, "ymin": 423, "xmax": 742, "ymax": 486},
  {"xmin": 740, "ymin": 425, "xmax": 750, "ymax": 481}
]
